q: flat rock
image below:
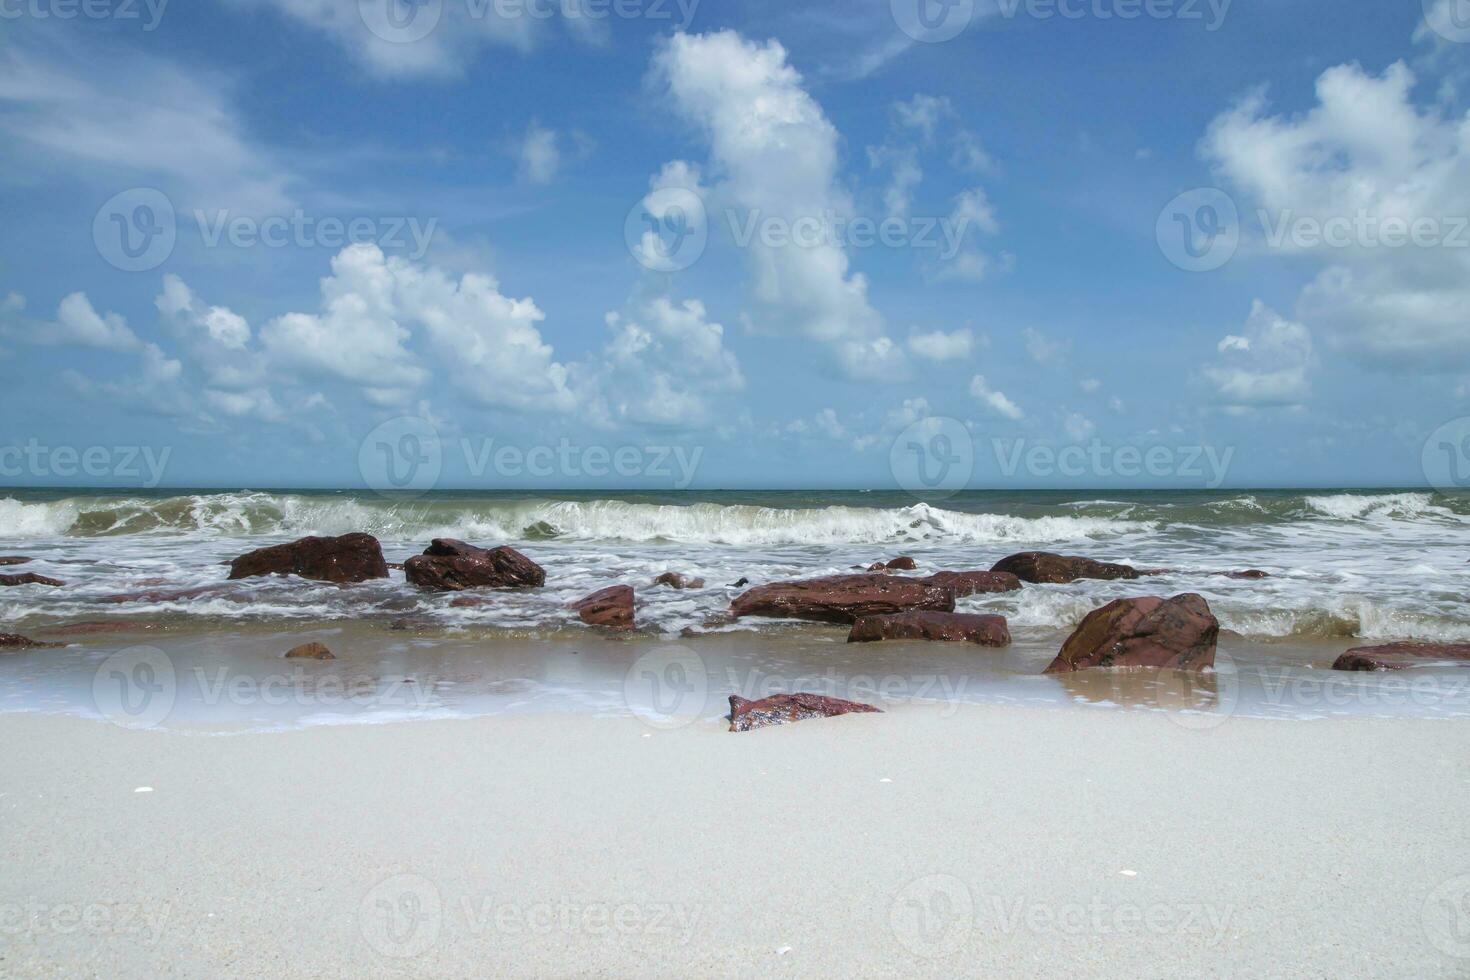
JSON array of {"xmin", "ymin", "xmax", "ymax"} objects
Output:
[
  {"xmin": 228, "ymin": 533, "xmax": 388, "ymax": 584},
  {"xmin": 848, "ymin": 611, "xmax": 1011, "ymax": 646},
  {"xmin": 43, "ymin": 621, "xmax": 164, "ymax": 636},
  {"xmin": 731, "ymin": 574, "xmax": 956, "ymax": 625},
  {"xmin": 1332, "ymin": 642, "xmax": 1470, "ymax": 671},
  {"xmin": 0, "ymin": 633, "xmax": 60, "ymax": 650},
  {"xmin": 991, "ymin": 551, "xmax": 1140, "ymax": 584},
  {"xmin": 0, "ymin": 557, "xmax": 33, "ymax": 566},
  {"xmin": 0, "ymin": 572, "xmax": 63, "ymax": 587},
  {"xmin": 1046, "ymin": 593, "xmax": 1219, "ymax": 672},
  {"xmin": 404, "ymin": 539, "xmax": 545, "ymax": 592},
  {"xmin": 570, "ymin": 585, "xmax": 634, "ymax": 630},
  {"xmin": 728, "ymin": 693, "xmax": 882, "ymax": 732},
  {"xmin": 921, "ymin": 570, "xmax": 1023, "ymax": 596},
  {"xmin": 285, "ymin": 641, "xmax": 336, "ymax": 660}
]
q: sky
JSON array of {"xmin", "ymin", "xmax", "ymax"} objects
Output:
[{"xmin": 0, "ymin": 0, "xmax": 1468, "ymax": 491}]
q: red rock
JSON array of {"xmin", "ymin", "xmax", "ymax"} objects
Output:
[
  {"xmin": 0, "ymin": 557, "xmax": 33, "ymax": 566},
  {"xmin": 991, "ymin": 552, "xmax": 1141, "ymax": 584},
  {"xmin": 921, "ymin": 570, "xmax": 1023, "ymax": 597},
  {"xmin": 885, "ymin": 556, "xmax": 918, "ymax": 570},
  {"xmin": 404, "ymin": 539, "xmax": 545, "ymax": 592},
  {"xmin": 731, "ymin": 574, "xmax": 956, "ymax": 625},
  {"xmin": 570, "ymin": 585, "xmax": 634, "ymax": 630},
  {"xmin": 728, "ymin": 693, "xmax": 882, "ymax": 732},
  {"xmin": 100, "ymin": 585, "xmax": 231, "ymax": 604},
  {"xmin": 285, "ymin": 642, "xmax": 335, "ymax": 660},
  {"xmin": 848, "ymin": 611, "xmax": 1011, "ymax": 646},
  {"xmin": 653, "ymin": 572, "xmax": 705, "ymax": 590},
  {"xmin": 0, "ymin": 573, "xmax": 64, "ymax": 587},
  {"xmin": 866, "ymin": 562, "xmax": 889, "ymax": 572},
  {"xmin": 43, "ymin": 621, "xmax": 164, "ymax": 635},
  {"xmin": 447, "ymin": 596, "xmax": 493, "ymax": 609},
  {"xmin": 1046, "ymin": 594, "xmax": 1219, "ymax": 672},
  {"xmin": 228, "ymin": 533, "xmax": 388, "ymax": 584},
  {"xmin": 0, "ymin": 633, "xmax": 59, "ymax": 650},
  {"xmin": 1224, "ymin": 569, "xmax": 1270, "ymax": 580},
  {"xmin": 1332, "ymin": 643, "xmax": 1470, "ymax": 671}
]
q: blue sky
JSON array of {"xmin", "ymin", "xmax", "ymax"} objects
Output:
[{"xmin": 0, "ymin": 0, "xmax": 1467, "ymax": 490}]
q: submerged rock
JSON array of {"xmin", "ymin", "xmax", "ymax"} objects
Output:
[
  {"xmin": 285, "ymin": 641, "xmax": 336, "ymax": 660},
  {"xmin": 848, "ymin": 611, "xmax": 1011, "ymax": 646},
  {"xmin": 653, "ymin": 571, "xmax": 705, "ymax": 590},
  {"xmin": 921, "ymin": 570, "xmax": 1023, "ymax": 597},
  {"xmin": 405, "ymin": 539, "xmax": 545, "ymax": 592},
  {"xmin": 728, "ymin": 693, "xmax": 882, "ymax": 732},
  {"xmin": 44, "ymin": 621, "xmax": 164, "ymax": 635},
  {"xmin": 731, "ymin": 574, "xmax": 956, "ymax": 625},
  {"xmin": 0, "ymin": 557, "xmax": 33, "ymax": 566},
  {"xmin": 884, "ymin": 556, "xmax": 918, "ymax": 570},
  {"xmin": 228, "ymin": 533, "xmax": 389, "ymax": 584},
  {"xmin": 1332, "ymin": 643, "xmax": 1470, "ymax": 671},
  {"xmin": 1046, "ymin": 594, "xmax": 1219, "ymax": 672},
  {"xmin": 570, "ymin": 585, "xmax": 635, "ymax": 630},
  {"xmin": 0, "ymin": 572, "xmax": 64, "ymax": 587},
  {"xmin": 1223, "ymin": 569, "xmax": 1270, "ymax": 580},
  {"xmin": 991, "ymin": 552, "xmax": 1141, "ymax": 584},
  {"xmin": 100, "ymin": 585, "xmax": 234, "ymax": 604},
  {"xmin": 0, "ymin": 633, "xmax": 59, "ymax": 650}
]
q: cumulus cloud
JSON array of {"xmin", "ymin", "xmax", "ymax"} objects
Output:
[
  {"xmin": 969, "ymin": 374, "xmax": 1024, "ymax": 420},
  {"xmin": 906, "ymin": 328, "xmax": 974, "ymax": 362},
  {"xmin": 651, "ymin": 30, "xmax": 907, "ymax": 382},
  {"xmin": 1204, "ymin": 301, "xmax": 1313, "ymax": 409}
]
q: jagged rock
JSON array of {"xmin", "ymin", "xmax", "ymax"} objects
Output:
[
  {"xmin": 728, "ymin": 693, "xmax": 882, "ymax": 732},
  {"xmin": 228, "ymin": 533, "xmax": 389, "ymax": 584},
  {"xmin": 570, "ymin": 585, "xmax": 635, "ymax": 630},
  {"xmin": 404, "ymin": 539, "xmax": 545, "ymax": 592},
  {"xmin": 848, "ymin": 611, "xmax": 1011, "ymax": 646},
  {"xmin": 0, "ymin": 633, "xmax": 59, "ymax": 650},
  {"xmin": 1046, "ymin": 594, "xmax": 1219, "ymax": 672},
  {"xmin": 921, "ymin": 570, "xmax": 1023, "ymax": 597}
]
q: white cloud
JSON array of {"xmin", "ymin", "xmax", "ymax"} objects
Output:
[
  {"xmin": 50, "ymin": 293, "xmax": 142, "ymax": 351},
  {"xmin": 1022, "ymin": 327, "xmax": 1069, "ymax": 365},
  {"xmin": 652, "ymin": 31, "xmax": 907, "ymax": 383},
  {"xmin": 1204, "ymin": 61, "xmax": 1470, "ymax": 369},
  {"xmin": 969, "ymin": 374, "xmax": 1024, "ymax": 420},
  {"xmin": 517, "ymin": 122, "xmax": 562, "ymax": 185},
  {"xmin": 1063, "ymin": 412, "xmax": 1095, "ymax": 441},
  {"xmin": 868, "ymin": 143, "xmax": 922, "ymax": 218},
  {"xmin": 1204, "ymin": 301, "xmax": 1313, "ymax": 409},
  {"xmin": 951, "ymin": 130, "xmax": 996, "ymax": 175},
  {"xmin": 1079, "ymin": 378, "xmax": 1102, "ymax": 393},
  {"xmin": 906, "ymin": 328, "xmax": 973, "ymax": 362},
  {"xmin": 894, "ymin": 94, "xmax": 952, "ymax": 143}
]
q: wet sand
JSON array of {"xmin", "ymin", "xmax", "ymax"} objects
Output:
[{"xmin": 2, "ymin": 705, "xmax": 1469, "ymax": 977}]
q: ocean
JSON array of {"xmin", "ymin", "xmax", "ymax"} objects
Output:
[{"xmin": 1, "ymin": 487, "xmax": 1468, "ymax": 730}]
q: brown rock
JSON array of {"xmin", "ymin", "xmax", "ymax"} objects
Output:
[
  {"xmin": 731, "ymin": 574, "xmax": 956, "ymax": 625},
  {"xmin": 729, "ymin": 578, "xmax": 750, "ymax": 588},
  {"xmin": 653, "ymin": 572, "xmax": 705, "ymax": 590},
  {"xmin": 0, "ymin": 573, "xmax": 64, "ymax": 587},
  {"xmin": 447, "ymin": 595, "xmax": 493, "ymax": 609},
  {"xmin": 921, "ymin": 570, "xmax": 1023, "ymax": 597},
  {"xmin": 885, "ymin": 556, "xmax": 918, "ymax": 570},
  {"xmin": 866, "ymin": 562, "xmax": 890, "ymax": 572},
  {"xmin": 285, "ymin": 642, "xmax": 335, "ymax": 660},
  {"xmin": 728, "ymin": 693, "xmax": 882, "ymax": 732},
  {"xmin": 991, "ymin": 552, "xmax": 1140, "ymax": 584},
  {"xmin": 0, "ymin": 633, "xmax": 59, "ymax": 650},
  {"xmin": 100, "ymin": 585, "xmax": 231, "ymax": 604},
  {"xmin": 404, "ymin": 539, "xmax": 545, "ymax": 592},
  {"xmin": 44, "ymin": 621, "xmax": 164, "ymax": 636},
  {"xmin": 1332, "ymin": 643, "xmax": 1470, "ymax": 671},
  {"xmin": 1046, "ymin": 594, "xmax": 1219, "ymax": 672},
  {"xmin": 0, "ymin": 557, "xmax": 33, "ymax": 566},
  {"xmin": 1224, "ymin": 569, "xmax": 1270, "ymax": 580},
  {"xmin": 848, "ymin": 611, "xmax": 1011, "ymax": 646},
  {"xmin": 228, "ymin": 533, "xmax": 388, "ymax": 584},
  {"xmin": 570, "ymin": 585, "xmax": 635, "ymax": 630}
]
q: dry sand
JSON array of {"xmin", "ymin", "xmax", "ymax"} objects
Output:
[{"xmin": 1, "ymin": 705, "xmax": 1468, "ymax": 977}]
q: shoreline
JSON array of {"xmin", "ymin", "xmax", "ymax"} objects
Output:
[{"xmin": 3, "ymin": 706, "xmax": 1468, "ymax": 977}]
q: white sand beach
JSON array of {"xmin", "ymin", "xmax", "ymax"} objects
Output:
[{"xmin": 3, "ymin": 705, "xmax": 1467, "ymax": 977}]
